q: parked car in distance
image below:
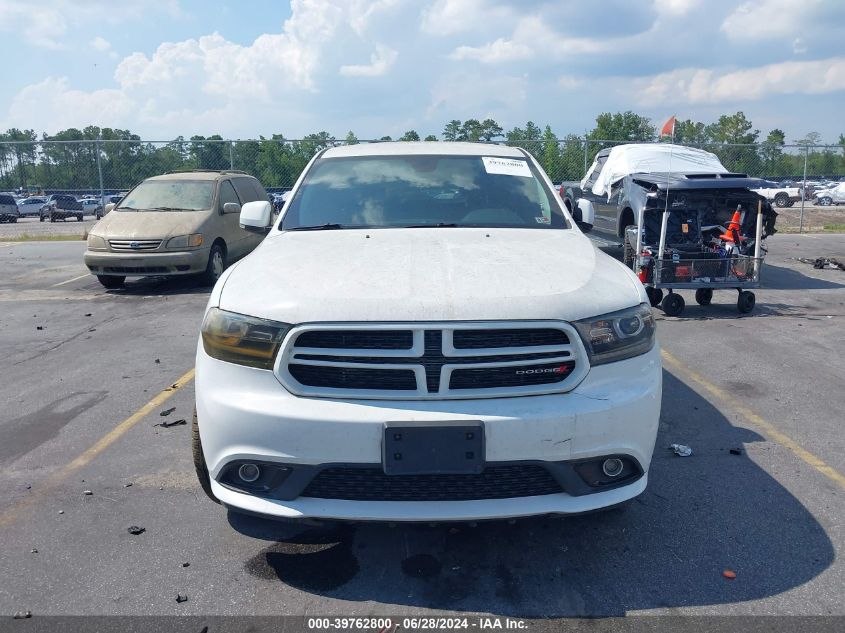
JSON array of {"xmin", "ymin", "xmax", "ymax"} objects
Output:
[
  {"xmin": 814, "ymin": 183, "xmax": 845, "ymax": 206},
  {"xmin": 84, "ymin": 170, "xmax": 270, "ymax": 289},
  {"xmin": 192, "ymin": 141, "xmax": 661, "ymax": 525},
  {"xmin": 752, "ymin": 180, "xmax": 803, "ymax": 207},
  {"xmin": 41, "ymin": 195, "xmax": 84, "ymax": 222},
  {"xmin": 16, "ymin": 196, "xmax": 47, "ymax": 217},
  {"xmin": 0, "ymin": 193, "xmax": 20, "ymax": 223},
  {"xmin": 80, "ymin": 198, "xmax": 104, "ymax": 218}
]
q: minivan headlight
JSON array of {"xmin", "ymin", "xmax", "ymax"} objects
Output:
[
  {"xmin": 201, "ymin": 308, "xmax": 290, "ymax": 370},
  {"xmin": 166, "ymin": 234, "xmax": 203, "ymax": 249},
  {"xmin": 573, "ymin": 303, "xmax": 655, "ymax": 365},
  {"xmin": 87, "ymin": 234, "xmax": 106, "ymax": 250}
]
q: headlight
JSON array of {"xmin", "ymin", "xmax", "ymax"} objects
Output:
[
  {"xmin": 201, "ymin": 308, "xmax": 290, "ymax": 369},
  {"xmin": 87, "ymin": 234, "xmax": 106, "ymax": 250},
  {"xmin": 573, "ymin": 303, "xmax": 655, "ymax": 365},
  {"xmin": 166, "ymin": 234, "xmax": 203, "ymax": 249}
]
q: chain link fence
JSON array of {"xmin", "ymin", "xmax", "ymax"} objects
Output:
[{"xmin": 1, "ymin": 137, "xmax": 843, "ymax": 232}]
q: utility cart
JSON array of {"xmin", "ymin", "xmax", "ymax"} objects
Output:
[{"xmin": 632, "ymin": 200, "xmax": 767, "ymax": 317}]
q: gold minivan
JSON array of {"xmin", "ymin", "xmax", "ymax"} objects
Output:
[{"xmin": 84, "ymin": 170, "xmax": 269, "ymax": 288}]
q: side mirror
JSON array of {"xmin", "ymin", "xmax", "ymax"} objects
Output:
[
  {"xmin": 223, "ymin": 202, "xmax": 241, "ymax": 214},
  {"xmin": 105, "ymin": 203, "xmax": 115, "ymax": 213},
  {"xmin": 239, "ymin": 200, "xmax": 272, "ymax": 234},
  {"xmin": 573, "ymin": 198, "xmax": 595, "ymax": 233}
]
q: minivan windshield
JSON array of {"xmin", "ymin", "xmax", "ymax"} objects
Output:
[
  {"xmin": 281, "ymin": 155, "xmax": 568, "ymax": 230},
  {"xmin": 117, "ymin": 180, "xmax": 214, "ymax": 212}
]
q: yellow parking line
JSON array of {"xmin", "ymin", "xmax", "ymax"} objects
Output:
[
  {"xmin": 0, "ymin": 368, "xmax": 196, "ymax": 529},
  {"xmin": 50, "ymin": 273, "xmax": 92, "ymax": 287},
  {"xmin": 661, "ymin": 349, "xmax": 845, "ymax": 490}
]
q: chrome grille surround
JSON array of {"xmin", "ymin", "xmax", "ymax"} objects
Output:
[
  {"xmin": 276, "ymin": 321, "xmax": 589, "ymax": 400},
  {"xmin": 108, "ymin": 239, "xmax": 162, "ymax": 251}
]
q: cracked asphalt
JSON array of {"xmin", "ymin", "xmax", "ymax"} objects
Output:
[{"xmin": 0, "ymin": 234, "xmax": 843, "ymax": 620}]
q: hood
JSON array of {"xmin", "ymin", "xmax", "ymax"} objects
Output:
[
  {"xmin": 90, "ymin": 209, "xmax": 210, "ymax": 240},
  {"xmin": 218, "ymin": 228, "xmax": 645, "ymax": 324}
]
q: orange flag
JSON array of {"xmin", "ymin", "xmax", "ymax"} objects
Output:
[{"xmin": 660, "ymin": 115, "xmax": 676, "ymax": 138}]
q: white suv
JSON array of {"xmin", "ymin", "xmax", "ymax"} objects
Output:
[{"xmin": 193, "ymin": 142, "xmax": 661, "ymax": 523}]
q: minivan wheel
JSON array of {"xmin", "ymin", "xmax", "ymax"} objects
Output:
[
  {"xmin": 97, "ymin": 275, "xmax": 125, "ymax": 289},
  {"xmin": 192, "ymin": 410, "xmax": 220, "ymax": 504},
  {"xmin": 200, "ymin": 243, "xmax": 226, "ymax": 286}
]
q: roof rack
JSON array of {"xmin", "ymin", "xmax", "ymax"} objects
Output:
[{"xmin": 164, "ymin": 169, "xmax": 248, "ymax": 175}]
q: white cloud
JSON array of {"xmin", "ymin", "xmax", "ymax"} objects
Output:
[
  {"xmin": 721, "ymin": 0, "xmax": 823, "ymax": 40},
  {"xmin": 420, "ymin": 0, "xmax": 513, "ymax": 36},
  {"xmin": 90, "ymin": 36, "xmax": 111, "ymax": 52},
  {"xmin": 339, "ymin": 44, "xmax": 398, "ymax": 77},
  {"xmin": 653, "ymin": 0, "xmax": 701, "ymax": 15},
  {"xmin": 450, "ymin": 38, "xmax": 533, "ymax": 64},
  {"xmin": 634, "ymin": 56, "xmax": 845, "ymax": 105},
  {"xmin": 792, "ymin": 38, "xmax": 807, "ymax": 54}
]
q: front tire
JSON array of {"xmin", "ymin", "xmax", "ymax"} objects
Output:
[
  {"xmin": 622, "ymin": 225, "xmax": 636, "ymax": 267},
  {"xmin": 774, "ymin": 192, "xmax": 789, "ymax": 207},
  {"xmin": 200, "ymin": 243, "xmax": 226, "ymax": 286},
  {"xmin": 97, "ymin": 275, "xmax": 125, "ymax": 289},
  {"xmin": 819, "ymin": 197, "xmax": 832, "ymax": 206},
  {"xmin": 192, "ymin": 410, "xmax": 219, "ymax": 504}
]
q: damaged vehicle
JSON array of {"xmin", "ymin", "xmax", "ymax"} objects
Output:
[{"xmin": 563, "ymin": 144, "xmax": 777, "ymax": 260}]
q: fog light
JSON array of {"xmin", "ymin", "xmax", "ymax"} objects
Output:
[
  {"xmin": 238, "ymin": 463, "xmax": 260, "ymax": 483},
  {"xmin": 602, "ymin": 458, "xmax": 624, "ymax": 478}
]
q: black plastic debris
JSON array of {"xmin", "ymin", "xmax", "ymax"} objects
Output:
[
  {"xmin": 124, "ymin": 483, "xmax": 133, "ymax": 488},
  {"xmin": 182, "ymin": 562, "xmax": 190, "ymax": 568},
  {"xmin": 730, "ymin": 448, "xmax": 744, "ymax": 455},
  {"xmin": 160, "ymin": 407, "xmax": 176, "ymax": 417},
  {"xmin": 155, "ymin": 359, "xmax": 161, "ymax": 364},
  {"xmin": 155, "ymin": 418, "xmax": 187, "ymax": 428},
  {"xmin": 31, "ymin": 548, "xmax": 38, "ymax": 554},
  {"xmin": 84, "ymin": 313, "xmax": 92, "ymax": 317},
  {"xmin": 175, "ymin": 594, "xmax": 188, "ymax": 603},
  {"xmin": 36, "ymin": 326, "xmax": 43, "ymax": 330},
  {"xmin": 127, "ymin": 526, "xmax": 145, "ymax": 535},
  {"xmin": 13, "ymin": 611, "xmax": 32, "ymax": 619}
]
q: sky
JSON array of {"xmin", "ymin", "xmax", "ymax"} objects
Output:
[{"xmin": 0, "ymin": 0, "xmax": 844, "ymax": 143}]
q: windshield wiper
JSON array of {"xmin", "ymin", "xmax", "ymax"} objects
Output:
[
  {"xmin": 117, "ymin": 206, "xmax": 140, "ymax": 211},
  {"xmin": 403, "ymin": 223, "xmax": 458, "ymax": 228},
  {"xmin": 287, "ymin": 223, "xmax": 345, "ymax": 231},
  {"xmin": 149, "ymin": 206, "xmax": 192, "ymax": 211}
]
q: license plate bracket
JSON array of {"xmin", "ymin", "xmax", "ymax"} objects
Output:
[{"xmin": 383, "ymin": 421, "xmax": 484, "ymax": 476}]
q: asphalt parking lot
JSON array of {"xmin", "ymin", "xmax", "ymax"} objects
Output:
[{"xmin": 0, "ymin": 234, "xmax": 843, "ymax": 620}]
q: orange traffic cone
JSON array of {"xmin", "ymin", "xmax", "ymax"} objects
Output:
[{"xmin": 720, "ymin": 207, "xmax": 746, "ymax": 243}]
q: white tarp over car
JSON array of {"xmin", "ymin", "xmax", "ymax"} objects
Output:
[{"xmin": 583, "ymin": 143, "xmax": 728, "ymax": 198}]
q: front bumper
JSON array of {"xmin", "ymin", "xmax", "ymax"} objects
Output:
[
  {"xmin": 196, "ymin": 345, "xmax": 662, "ymax": 521},
  {"xmin": 84, "ymin": 247, "xmax": 209, "ymax": 277}
]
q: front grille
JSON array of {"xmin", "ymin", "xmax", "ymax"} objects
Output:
[
  {"xmin": 109, "ymin": 240, "xmax": 162, "ymax": 251},
  {"xmin": 295, "ymin": 330, "xmax": 412, "ymax": 350},
  {"xmin": 288, "ymin": 364, "xmax": 416, "ymax": 391},
  {"xmin": 302, "ymin": 464, "xmax": 564, "ymax": 501},
  {"xmin": 453, "ymin": 328, "xmax": 568, "ymax": 349},
  {"xmin": 280, "ymin": 322, "xmax": 585, "ymax": 399}
]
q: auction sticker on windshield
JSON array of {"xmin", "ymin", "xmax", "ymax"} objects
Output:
[{"xmin": 481, "ymin": 156, "xmax": 532, "ymax": 177}]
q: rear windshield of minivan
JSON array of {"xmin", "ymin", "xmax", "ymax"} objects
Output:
[{"xmin": 118, "ymin": 180, "xmax": 214, "ymax": 211}]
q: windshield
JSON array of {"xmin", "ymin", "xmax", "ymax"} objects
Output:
[
  {"xmin": 281, "ymin": 155, "xmax": 568, "ymax": 230},
  {"xmin": 117, "ymin": 180, "xmax": 214, "ymax": 211}
]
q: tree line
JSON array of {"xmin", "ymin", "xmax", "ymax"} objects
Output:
[{"xmin": 1, "ymin": 112, "xmax": 843, "ymax": 192}]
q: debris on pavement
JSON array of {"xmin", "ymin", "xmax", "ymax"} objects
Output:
[
  {"xmin": 155, "ymin": 359, "xmax": 160, "ymax": 364},
  {"xmin": 175, "ymin": 594, "xmax": 188, "ymax": 603},
  {"xmin": 83, "ymin": 490, "xmax": 93, "ymax": 495},
  {"xmin": 13, "ymin": 611, "xmax": 32, "ymax": 619},
  {"xmin": 127, "ymin": 526, "xmax": 145, "ymax": 535},
  {"xmin": 795, "ymin": 256, "xmax": 845, "ymax": 271},
  {"xmin": 182, "ymin": 562, "xmax": 190, "ymax": 568},
  {"xmin": 31, "ymin": 548, "xmax": 38, "ymax": 554},
  {"xmin": 729, "ymin": 448, "xmax": 744, "ymax": 455},
  {"xmin": 160, "ymin": 407, "xmax": 176, "ymax": 417},
  {"xmin": 155, "ymin": 418, "xmax": 187, "ymax": 428},
  {"xmin": 84, "ymin": 313, "xmax": 92, "ymax": 317},
  {"xmin": 36, "ymin": 326, "xmax": 43, "ymax": 330},
  {"xmin": 124, "ymin": 483, "xmax": 133, "ymax": 487},
  {"xmin": 670, "ymin": 444, "xmax": 693, "ymax": 457},
  {"xmin": 723, "ymin": 569, "xmax": 737, "ymax": 580},
  {"xmin": 58, "ymin": 510, "xmax": 64, "ymax": 514}
]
